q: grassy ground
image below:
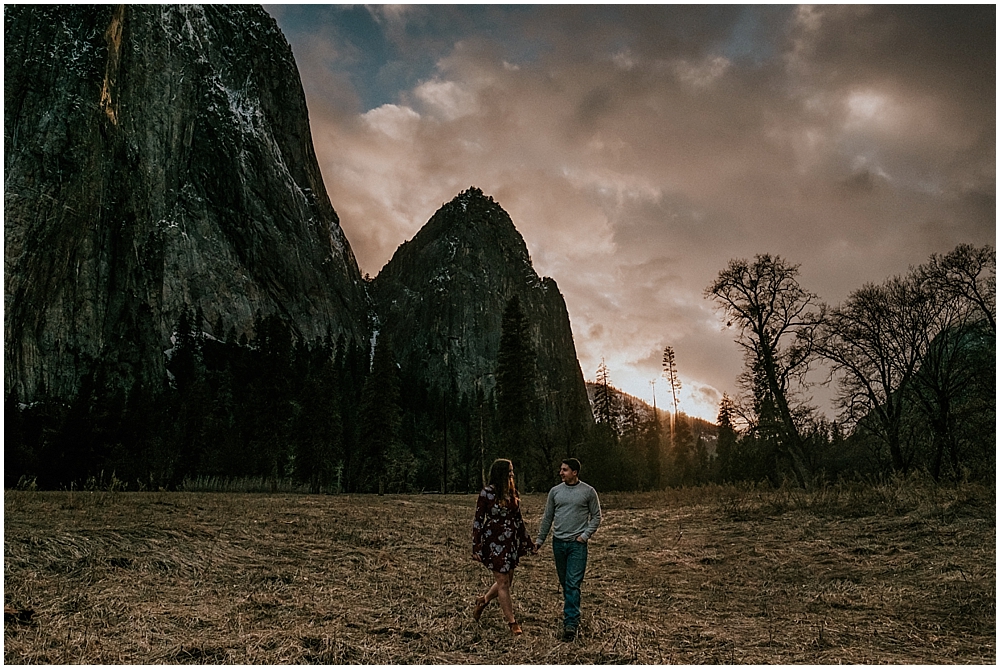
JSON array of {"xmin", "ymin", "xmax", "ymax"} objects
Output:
[{"xmin": 4, "ymin": 479, "xmax": 995, "ymax": 664}]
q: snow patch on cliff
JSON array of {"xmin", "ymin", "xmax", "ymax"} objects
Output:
[
  {"xmin": 369, "ymin": 328, "xmax": 379, "ymax": 369},
  {"xmin": 327, "ymin": 219, "xmax": 346, "ymax": 258}
]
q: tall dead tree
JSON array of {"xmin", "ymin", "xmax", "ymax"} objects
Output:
[{"xmin": 661, "ymin": 346, "xmax": 681, "ymax": 452}]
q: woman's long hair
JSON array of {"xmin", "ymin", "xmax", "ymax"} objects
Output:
[{"xmin": 488, "ymin": 458, "xmax": 518, "ymax": 507}]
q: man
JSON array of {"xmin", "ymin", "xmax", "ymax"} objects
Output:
[{"xmin": 534, "ymin": 457, "xmax": 602, "ymax": 641}]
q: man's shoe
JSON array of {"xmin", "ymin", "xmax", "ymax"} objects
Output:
[{"xmin": 561, "ymin": 627, "xmax": 577, "ymax": 642}]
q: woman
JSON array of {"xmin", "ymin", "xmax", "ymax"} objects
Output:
[{"xmin": 471, "ymin": 458, "xmax": 535, "ymax": 635}]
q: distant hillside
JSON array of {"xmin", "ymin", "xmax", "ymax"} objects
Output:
[{"xmin": 584, "ymin": 381, "xmax": 717, "ymax": 439}]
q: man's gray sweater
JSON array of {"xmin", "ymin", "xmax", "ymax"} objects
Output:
[{"xmin": 536, "ymin": 480, "xmax": 602, "ymax": 543}]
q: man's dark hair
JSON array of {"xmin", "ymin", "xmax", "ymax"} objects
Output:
[{"xmin": 562, "ymin": 458, "xmax": 581, "ymax": 474}]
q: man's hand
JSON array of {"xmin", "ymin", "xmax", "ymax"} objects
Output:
[
  {"xmin": 576, "ymin": 536, "xmax": 588, "ymax": 543},
  {"xmin": 533, "ymin": 541, "xmax": 541, "ymax": 554}
]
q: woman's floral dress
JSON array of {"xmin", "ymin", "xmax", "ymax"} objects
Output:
[{"xmin": 472, "ymin": 485, "xmax": 533, "ymax": 573}]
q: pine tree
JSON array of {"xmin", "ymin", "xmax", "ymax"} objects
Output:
[
  {"xmin": 5, "ymin": 391, "xmax": 28, "ymax": 488},
  {"xmin": 168, "ymin": 307, "xmax": 211, "ymax": 487},
  {"xmin": 745, "ymin": 357, "xmax": 783, "ymax": 484},
  {"xmin": 716, "ymin": 393, "xmax": 738, "ymax": 482},
  {"xmin": 335, "ymin": 337, "xmax": 367, "ymax": 492},
  {"xmin": 246, "ymin": 313, "xmax": 297, "ymax": 481},
  {"xmin": 292, "ymin": 338, "xmax": 344, "ymax": 492},
  {"xmin": 496, "ymin": 295, "xmax": 537, "ymax": 484},
  {"xmin": 642, "ymin": 407, "xmax": 662, "ymax": 490},
  {"xmin": 668, "ymin": 412, "xmax": 695, "ymax": 486},
  {"xmin": 593, "ymin": 358, "xmax": 616, "ymax": 428},
  {"xmin": 356, "ymin": 337, "xmax": 404, "ymax": 494}
]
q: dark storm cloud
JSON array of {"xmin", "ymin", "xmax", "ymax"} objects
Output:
[
  {"xmin": 268, "ymin": 5, "xmax": 994, "ymax": 419},
  {"xmin": 798, "ymin": 5, "xmax": 993, "ymax": 102}
]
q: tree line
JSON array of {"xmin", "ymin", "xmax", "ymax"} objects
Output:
[
  {"xmin": 572, "ymin": 243, "xmax": 993, "ymax": 490},
  {"xmin": 706, "ymin": 243, "xmax": 994, "ymax": 486},
  {"xmin": 5, "ymin": 296, "xmax": 576, "ymax": 493},
  {"xmin": 580, "ymin": 367, "xmax": 720, "ymax": 492},
  {"xmin": 6, "ymin": 310, "xmax": 364, "ymax": 492},
  {"xmin": 5, "ymin": 243, "xmax": 993, "ymax": 491}
]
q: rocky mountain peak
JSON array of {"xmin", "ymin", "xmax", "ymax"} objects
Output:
[
  {"xmin": 378, "ymin": 186, "xmax": 542, "ymax": 300},
  {"xmin": 436, "ymin": 187, "xmax": 511, "ymax": 232},
  {"xmin": 372, "ymin": 188, "xmax": 593, "ymax": 487}
]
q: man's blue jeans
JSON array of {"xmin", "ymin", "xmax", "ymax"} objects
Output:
[{"xmin": 552, "ymin": 538, "xmax": 588, "ymax": 630}]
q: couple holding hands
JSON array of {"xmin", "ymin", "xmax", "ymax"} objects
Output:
[{"xmin": 471, "ymin": 457, "xmax": 602, "ymax": 640}]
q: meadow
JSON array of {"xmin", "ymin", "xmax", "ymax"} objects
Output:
[{"xmin": 4, "ymin": 478, "xmax": 994, "ymax": 664}]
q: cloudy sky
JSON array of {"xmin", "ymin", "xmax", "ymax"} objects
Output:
[{"xmin": 265, "ymin": 4, "xmax": 994, "ymax": 421}]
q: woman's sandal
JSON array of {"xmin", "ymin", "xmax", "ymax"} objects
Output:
[
  {"xmin": 508, "ymin": 621, "xmax": 523, "ymax": 636},
  {"xmin": 473, "ymin": 596, "xmax": 488, "ymax": 622}
]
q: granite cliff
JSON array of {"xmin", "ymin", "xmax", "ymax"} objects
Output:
[
  {"xmin": 4, "ymin": 5, "xmax": 371, "ymax": 403},
  {"xmin": 373, "ymin": 187, "xmax": 594, "ymax": 482}
]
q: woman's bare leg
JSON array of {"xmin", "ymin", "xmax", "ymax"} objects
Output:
[
  {"xmin": 482, "ymin": 581, "xmax": 499, "ymax": 603},
  {"xmin": 494, "ymin": 571, "xmax": 515, "ymax": 623}
]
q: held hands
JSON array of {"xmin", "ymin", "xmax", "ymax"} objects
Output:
[{"xmin": 528, "ymin": 538, "xmax": 586, "ymax": 550}]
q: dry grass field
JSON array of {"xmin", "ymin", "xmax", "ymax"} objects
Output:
[{"xmin": 4, "ymin": 479, "xmax": 995, "ymax": 664}]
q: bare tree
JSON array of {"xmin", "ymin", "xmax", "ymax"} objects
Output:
[
  {"xmin": 705, "ymin": 254, "xmax": 824, "ymax": 487},
  {"xmin": 910, "ymin": 245, "xmax": 996, "ymax": 479},
  {"xmin": 817, "ymin": 244, "xmax": 995, "ymax": 479},
  {"xmin": 919, "ymin": 244, "xmax": 995, "ymax": 335},
  {"xmin": 815, "ymin": 274, "xmax": 933, "ymax": 473}
]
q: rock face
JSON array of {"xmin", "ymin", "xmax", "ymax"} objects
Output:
[
  {"xmin": 4, "ymin": 5, "xmax": 370, "ymax": 402},
  {"xmin": 373, "ymin": 188, "xmax": 594, "ymax": 450}
]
